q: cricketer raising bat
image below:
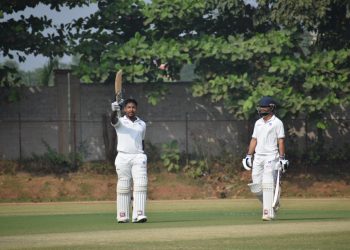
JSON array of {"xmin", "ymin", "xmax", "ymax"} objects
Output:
[{"xmin": 114, "ymin": 70, "xmax": 123, "ymax": 118}]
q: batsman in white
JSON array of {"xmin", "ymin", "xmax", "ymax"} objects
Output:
[
  {"xmin": 242, "ymin": 96, "xmax": 289, "ymax": 221},
  {"xmin": 111, "ymin": 98, "xmax": 148, "ymax": 223}
]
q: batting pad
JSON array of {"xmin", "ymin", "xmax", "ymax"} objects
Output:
[
  {"xmin": 248, "ymin": 183, "xmax": 263, "ymax": 204},
  {"xmin": 248, "ymin": 183, "xmax": 262, "ymax": 194},
  {"xmin": 262, "ymin": 182, "xmax": 275, "ymax": 218},
  {"xmin": 117, "ymin": 178, "xmax": 131, "ymax": 221},
  {"xmin": 132, "ymin": 176, "xmax": 147, "ymax": 220}
]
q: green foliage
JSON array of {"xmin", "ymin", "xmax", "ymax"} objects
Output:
[
  {"xmin": 0, "ymin": 61, "xmax": 21, "ymax": 88},
  {"xmin": 69, "ymin": 0, "xmax": 149, "ymax": 84},
  {"xmin": 0, "ymin": 0, "xmax": 90, "ymax": 85},
  {"xmin": 69, "ymin": 0, "xmax": 350, "ymax": 133},
  {"xmin": 301, "ymin": 143, "xmax": 350, "ymax": 166},
  {"xmin": 145, "ymin": 84, "xmax": 169, "ymax": 105},
  {"xmin": 160, "ymin": 140, "xmax": 180, "ymax": 172},
  {"xmin": 38, "ymin": 58, "xmax": 59, "ymax": 86},
  {"xmin": 22, "ymin": 141, "xmax": 83, "ymax": 175},
  {"xmin": 265, "ymin": 0, "xmax": 350, "ymax": 50},
  {"xmin": 2, "ymin": 0, "xmax": 348, "ymax": 147},
  {"xmin": 184, "ymin": 159, "xmax": 208, "ymax": 179}
]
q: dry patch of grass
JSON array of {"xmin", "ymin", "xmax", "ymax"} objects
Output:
[
  {"xmin": 0, "ymin": 221, "xmax": 349, "ymax": 249},
  {"xmin": 0, "ymin": 170, "xmax": 349, "ymax": 202}
]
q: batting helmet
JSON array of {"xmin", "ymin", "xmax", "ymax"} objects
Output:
[
  {"xmin": 257, "ymin": 96, "xmax": 276, "ymax": 117},
  {"xmin": 259, "ymin": 96, "xmax": 276, "ymax": 107}
]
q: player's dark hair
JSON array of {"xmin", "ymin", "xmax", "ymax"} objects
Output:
[{"xmin": 124, "ymin": 98, "xmax": 138, "ymax": 106}]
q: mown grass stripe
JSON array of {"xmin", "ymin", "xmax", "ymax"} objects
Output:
[{"xmin": 0, "ymin": 221, "xmax": 349, "ymax": 249}]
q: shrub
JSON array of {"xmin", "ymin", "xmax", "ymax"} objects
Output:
[
  {"xmin": 160, "ymin": 140, "xmax": 180, "ymax": 172},
  {"xmin": 22, "ymin": 141, "xmax": 83, "ymax": 175},
  {"xmin": 184, "ymin": 159, "xmax": 208, "ymax": 179}
]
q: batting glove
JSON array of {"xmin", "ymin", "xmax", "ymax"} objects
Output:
[
  {"xmin": 242, "ymin": 154, "xmax": 253, "ymax": 171},
  {"xmin": 118, "ymin": 99, "xmax": 124, "ymax": 106},
  {"xmin": 278, "ymin": 158, "xmax": 289, "ymax": 173},
  {"xmin": 111, "ymin": 101, "xmax": 120, "ymax": 111}
]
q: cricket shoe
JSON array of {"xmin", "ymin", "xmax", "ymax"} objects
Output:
[
  {"xmin": 133, "ymin": 215, "xmax": 147, "ymax": 223},
  {"xmin": 262, "ymin": 215, "xmax": 275, "ymax": 221},
  {"xmin": 117, "ymin": 218, "xmax": 129, "ymax": 223}
]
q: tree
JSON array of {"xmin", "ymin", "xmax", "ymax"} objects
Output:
[
  {"xmin": 68, "ymin": 0, "xmax": 150, "ymax": 84},
  {"xmin": 0, "ymin": 0, "xmax": 90, "ymax": 86},
  {"xmin": 261, "ymin": 0, "xmax": 350, "ymax": 50},
  {"xmin": 70, "ymin": 0, "xmax": 350, "ymax": 134}
]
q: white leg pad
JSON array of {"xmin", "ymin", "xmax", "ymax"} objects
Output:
[
  {"xmin": 132, "ymin": 176, "xmax": 148, "ymax": 220},
  {"xmin": 262, "ymin": 182, "xmax": 275, "ymax": 218},
  {"xmin": 248, "ymin": 183, "xmax": 263, "ymax": 204},
  {"xmin": 117, "ymin": 178, "xmax": 131, "ymax": 221}
]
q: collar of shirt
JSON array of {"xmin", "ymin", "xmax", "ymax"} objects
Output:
[
  {"xmin": 260, "ymin": 115, "xmax": 276, "ymax": 124},
  {"xmin": 121, "ymin": 115, "xmax": 141, "ymax": 123}
]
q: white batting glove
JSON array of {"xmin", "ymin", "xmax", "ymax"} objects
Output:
[
  {"xmin": 277, "ymin": 158, "xmax": 289, "ymax": 173},
  {"xmin": 118, "ymin": 99, "xmax": 124, "ymax": 106},
  {"xmin": 111, "ymin": 101, "xmax": 120, "ymax": 111},
  {"xmin": 242, "ymin": 154, "xmax": 252, "ymax": 171}
]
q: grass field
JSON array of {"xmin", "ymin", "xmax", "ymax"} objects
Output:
[{"xmin": 0, "ymin": 199, "xmax": 350, "ymax": 249}]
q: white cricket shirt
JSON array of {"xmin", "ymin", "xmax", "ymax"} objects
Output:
[
  {"xmin": 112, "ymin": 116, "xmax": 146, "ymax": 154},
  {"xmin": 252, "ymin": 115, "xmax": 285, "ymax": 156}
]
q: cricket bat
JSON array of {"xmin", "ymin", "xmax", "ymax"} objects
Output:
[
  {"xmin": 115, "ymin": 69, "xmax": 123, "ymax": 103},
  {"xmin": 272, "ymin": 169, "xmax": 281, "ymax": 208}
]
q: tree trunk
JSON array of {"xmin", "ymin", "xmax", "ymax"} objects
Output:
[{"xmin": 102, "ymin": 114, "xmax": 117, "ymax": 165}]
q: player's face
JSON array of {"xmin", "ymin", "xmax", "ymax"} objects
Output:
[
  {"xmin": 124, "ymin": 102, "xmax": 137, "ymax": 118},
  {"xmin": 259, "ymin": 106, "xmax": 270, "ymax": 113},
  {"xmin": 257, "ymin": 106, "xmax": 272, "ymax": 118}
]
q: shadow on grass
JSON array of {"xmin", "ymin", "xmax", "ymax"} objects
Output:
[{"xmin": 278, "ymin": 217, "xmax": 349, "ymax": 221}]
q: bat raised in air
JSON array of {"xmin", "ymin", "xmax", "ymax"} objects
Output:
[
  {"xmin": 115, "ymin": 69, "xmax": 123, "ymax": 104},
  {"xmin": 114, "ymin": 70, "xmax": 123, "ymax": 118}
]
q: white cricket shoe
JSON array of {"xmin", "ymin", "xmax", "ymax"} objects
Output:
[
  {"xmin": 262, "ymin": 215, "xmax": 274, "ymax": 221},
  {"xmin": 117, "ymin": 218, "xmax": 129, "ymax": 223},
  {"xmin": 133, "ymin": 215, "xmax": 147, "ymax": 223}
]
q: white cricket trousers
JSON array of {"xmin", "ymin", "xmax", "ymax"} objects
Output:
[
  {"xmin": 252, "ymin": 153, "xmax": 279, "ymax": 218},
  {"xmin": 115, "ymin": 152, "xmax": 147, "ymax": 221}
]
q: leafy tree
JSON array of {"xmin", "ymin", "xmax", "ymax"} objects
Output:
[
  {"xmin": 68, "ymin": 0, "xmax": 150, "ymax": 83},
  {"xmin": 0, "ymin": 0, "xmax": 89, "ymax": 61},
  {"xmin": 260, "ymin": 0, "xmax": 350, "ymax": 50},
  {"xmin": 70, "ymin": 0, "xmax": 350, "ymax": 140},
  {"xmin": 0, "ymin": 0, "xmax": 90, "ymax": 86},
  {"xmin": 20, "ymin": 58, "xmax": 60, "ymax": 86}
]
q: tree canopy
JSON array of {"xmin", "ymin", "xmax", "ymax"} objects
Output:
[
  {"xmin": 0, "ymin": 0, "xmax": 90, "ymax": 87},
  {"xmin": 1, "ymin": 0, "xmax": 349, "ymax": 130}
]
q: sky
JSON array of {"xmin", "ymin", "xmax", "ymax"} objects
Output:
[{"xmin": 1, "ymin": 3, "xmax": 98, "ymax": 71}]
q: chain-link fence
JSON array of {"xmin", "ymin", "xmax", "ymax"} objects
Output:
[{"xmin": 1, "ymin": 112, "xmax": 349, "ymax": 165}]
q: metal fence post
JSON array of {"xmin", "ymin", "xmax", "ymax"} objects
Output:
[
  {"xmin": 185, "ymin": 112, "xmax": 189, "ymax": 164},
  {"xmin": 18, "ymin": 112, "xmax": 22, "ymax": 168}
]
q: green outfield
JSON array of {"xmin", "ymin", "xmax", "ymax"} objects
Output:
[{"xmin": 0, "ymin": 199, "xmax": 349, "ymax": 250}]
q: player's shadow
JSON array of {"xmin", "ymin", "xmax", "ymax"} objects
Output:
[
  {"xmin": 152, "ymin": 219, "xmax": 206, "ymax": 223},
  {"xmin": 278, "ymin": 217, "xmax": 347, "ymax": 221}
]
